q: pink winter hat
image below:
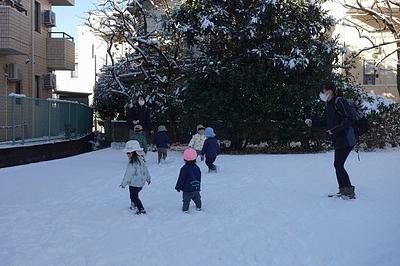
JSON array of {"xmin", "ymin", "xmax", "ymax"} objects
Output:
[{"xmin": 183, "ymin": 148, "xmax": 197, "ymax": 161}]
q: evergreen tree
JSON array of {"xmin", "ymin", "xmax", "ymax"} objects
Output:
[{"xmin": 171, "ymin": 0, "xmax": 345, "ymax": 149}]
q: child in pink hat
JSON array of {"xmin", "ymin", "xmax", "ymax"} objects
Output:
[{"xmin": 175, "ymin": 148, "xmax": 202, "ymax": 212}]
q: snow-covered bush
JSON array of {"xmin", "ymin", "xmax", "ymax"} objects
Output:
[{"xmin": 360, "ymin": 100, "xmax": 400, "ymax": 150}]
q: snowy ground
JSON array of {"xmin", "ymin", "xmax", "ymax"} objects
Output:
[{"xmin": 0, "ymin": 148, "xmax": 399, "ymax": 266}]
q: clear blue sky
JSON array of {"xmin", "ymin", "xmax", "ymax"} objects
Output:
[{"xmin": 53, "ymin": 1, "xmax": 99, "ymax": 41}]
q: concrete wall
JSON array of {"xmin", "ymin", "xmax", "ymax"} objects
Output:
[{"xmin": 0, "ymin": 134, "xmax": 93, "ymax": 168}]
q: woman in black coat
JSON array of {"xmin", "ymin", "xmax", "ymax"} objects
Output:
[
  {"xmin": 305, "ymin": 82, "xmax": 357, "ymax": 199},
  {"xmin": 127, "ymin": 95, "xmax": 153, "ymax": 140}
]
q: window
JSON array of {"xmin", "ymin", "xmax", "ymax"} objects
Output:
[
  {"xmin": 363, "ymin": 60, "xmax": 376, "ymax": 85},
  {"xmin": 35, "ymin": 75, "xmax": 40, "ymax": 98},
  {"xmin": 71, "ymin": 63, "xmax": 78, "ymax": 78},
  {"xmin": 34, "ymin": 1, "xmax": 41, "ymax": 33}
]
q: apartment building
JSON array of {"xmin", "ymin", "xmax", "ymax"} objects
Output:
[
  {"xmin": 324, "ymin": 1, "xmax": 399, "ymax": 101},
  {"xmin": 0, "ymin": 0, "xmax": 75, "ymax": 99}
]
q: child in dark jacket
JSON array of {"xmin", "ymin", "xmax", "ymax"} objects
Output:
[
  {"xmin": 201, "ymin": 127, "xmax": 220, "ymax": 172},
  {"xmin": 153, "ymin": 125, "xmax": 171, "ymax": 164},
  {"xmin": 175, "ymin": 148, "xmax": 202, "ymax": 212}
]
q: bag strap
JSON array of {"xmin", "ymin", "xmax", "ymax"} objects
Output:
[{"xmin": 334, "ymin": 97, "xmax": 347, "ymax": 119}]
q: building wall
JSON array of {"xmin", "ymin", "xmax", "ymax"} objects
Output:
[
  {"xmin": 0, "ymin": 0, "xmax": 74, "ymax": 142},
  {"xmin": 55, "ymin": 25, "xmax": 111, "ymax": 105},
  {"xmin": 323, "ymin": 2, "xmax": 399, "ymax": 101},
  {"xmin": 0, "ymin": 0, "xmax": 74, "ymax": 98}
]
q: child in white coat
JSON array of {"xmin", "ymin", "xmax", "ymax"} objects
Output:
[
  {"xmin": 188, "ymin": 124, "xmax": 206, "ymax": 157},
  {"xmin": 120, "ymin": 140, "xmax": 151, "ymax": 214}
]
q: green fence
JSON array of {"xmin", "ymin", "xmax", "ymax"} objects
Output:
[{"xmin": 0, "ymin": 95, "xmax": 93, "ymax": 145}]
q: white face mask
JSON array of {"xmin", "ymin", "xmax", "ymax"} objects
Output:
[
  {"xmin": 319, "ymin": 92, "xmax": 328, "ymax": 102},
  {"xmin": 138, "ymin": 100, "xmax": 145, "ymax": 106}
]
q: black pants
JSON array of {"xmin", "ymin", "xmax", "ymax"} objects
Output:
[
  {"xmin": 334, "ymin": 147, "xmax": 353, "ymax": 188},
  {"xmin": 205, "ymin": 156, "xmax": 216, "ymax": 170},
  {"xmin": 182, "ymin": 191, "xmax": 201, "ymax": 211},
  {"xmin": 129, "ymin": 186, "xmax": 144, "ymax": 211},
  {"xmin": 157, "ymin": 148, "xmax": 168, "ymax": 163}
]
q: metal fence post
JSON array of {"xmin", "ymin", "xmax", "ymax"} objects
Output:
[
  {"xmin": 68, "ymin": 103, "xmax": 71, "ymax": 139},
  {"xmin": 21, "ymin": 97, "xmax": 24, "ymax": 144},
  {"xmin": 75, "ymin": 104, "xmax": 78, "ymax": 137},
  {"xmin": 11, "ymin": 96, "xmax": 16, "ymax": 145},
  {"xmin": 48, "ymin": 100, "xmax": 51, "ymax": 140}
]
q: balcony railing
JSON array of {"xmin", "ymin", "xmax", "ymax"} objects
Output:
[
  {"xmin": 47, "ymin": 32, "xmax": 75, "ymax": 70},
  {"xmin": 48, "ymin": 31, "xmax": 74, "ymax": 42}
]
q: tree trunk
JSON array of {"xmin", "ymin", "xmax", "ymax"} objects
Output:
[{"xmin": 168, "ymin": 111, "xmax": 178, "ymax": 143}]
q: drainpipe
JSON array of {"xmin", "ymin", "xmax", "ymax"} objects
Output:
[
  {"xmin": 31, "ymin": 0, "xmax": 35, "ymax": 136},
  {"xmin": 5, "ymin": 73, "xmax": 8, "ymax": 140}
]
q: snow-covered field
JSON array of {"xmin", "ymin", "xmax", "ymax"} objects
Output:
[{"xmin": 0, "ymin": 148, "xmax": 399, "ymax": 266}]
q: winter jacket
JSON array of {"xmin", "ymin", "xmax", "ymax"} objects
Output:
[
  {"xmin": 130, "ymin": 132, "xmax": 148, "ymax": 154},
  {"xmin": 126, "ymin": 104, "xmax": 152, "ymax": 131},
  {"xmin": 120, "ymin": 158, "xmax": 151, "ymax": 188},
  {"xmin": 313, "ymin": 96, "xmax": 357, "ymax": 149},
  {"xmin": 201, "ymin": 137, "xmax": 220, "ymax": 158},
  {"xmin": 189, "ymin": 133, "xmax": 206, "ymax": 151},
  {"xmin": 154, "ymin": 132, "xmax": 171, "ymax": 148},
  {"xmin": 175, "ymin": 162, "xmax": 201, "ymax": 192}
]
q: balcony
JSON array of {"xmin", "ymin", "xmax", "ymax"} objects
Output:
[
  {"xmin": 51, "ymin": 0, "xmax": 75, "ymax": 6},
  {"xmin": 47, "ymin": 32, "xmax": 75, "ymax": 70},
  {"xmin": 0, "ymin": 6, "xmax": 30, "ymax": 55}
]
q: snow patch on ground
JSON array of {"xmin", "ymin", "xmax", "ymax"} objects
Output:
[{"xmin": 0, "ymin": 149, "xmax": 399, "ymax": 266}]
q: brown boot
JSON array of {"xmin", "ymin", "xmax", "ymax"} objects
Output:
[{"xmin": 342, "ymin": 186, "xmax": 356, "ymax": 199}]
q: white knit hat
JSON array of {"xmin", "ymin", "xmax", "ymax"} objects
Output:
[{"xmin": 123, "ymin": 140, "xmax": 144, "ymax": 155}]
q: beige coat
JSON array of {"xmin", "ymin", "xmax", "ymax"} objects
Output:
[{"xmin": 189, "ymin": 133, "xmax": 206, "ymax": 151}]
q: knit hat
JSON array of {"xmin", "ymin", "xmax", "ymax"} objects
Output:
[
  {"xmin": 183, "ymin": 148, "xmax": 197, "ymax": 161},
  {"xmin": 196, "ymin": 124, "xmax": 205, "ymax": 131},
  {"xmin": 123, "ymin": 140, "xmax": 144, "ymax": 155},
  {"xmin": 134, "ymin": 124, "xmax": 143, "ymax": 132},
  {"xmin": 158, "ymin": 125, "xmax": 167, "ymax": 132},
  {"xmin": 204, "ymin": 127, "xmax": 215, "ymax": 138}
]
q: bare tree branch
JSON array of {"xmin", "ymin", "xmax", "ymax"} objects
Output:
[
  {"xmin": 376, "ymin": 47, "xmax": 400, "ymax": 67},
  {"xmin": 352, "ymin": 39, "xmax": 400, "ymax": 58}
]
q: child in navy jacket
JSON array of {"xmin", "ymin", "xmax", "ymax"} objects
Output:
[
  {"xmin": 175, "ymin": 148, "xmax": 202, "ymax": 212},
  {"xmin": 153, "ymin": 125, "xmax": 171, "ymax": 163},
  {"xmin": 201, "ymin": 127, "xmax": 220, "ymax": 172}
]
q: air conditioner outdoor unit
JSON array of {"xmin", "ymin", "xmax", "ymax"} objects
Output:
[
  {"xmin": 6, "ymin": 63, "xmax": 23, "ymax": 82},
  {"xmin": 44, "ymin": 73, "xmax": 57, "ymax": 89},
  {"xmin": 43, "ymin": 10, "xmax": 56, "ymax": 28}
]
